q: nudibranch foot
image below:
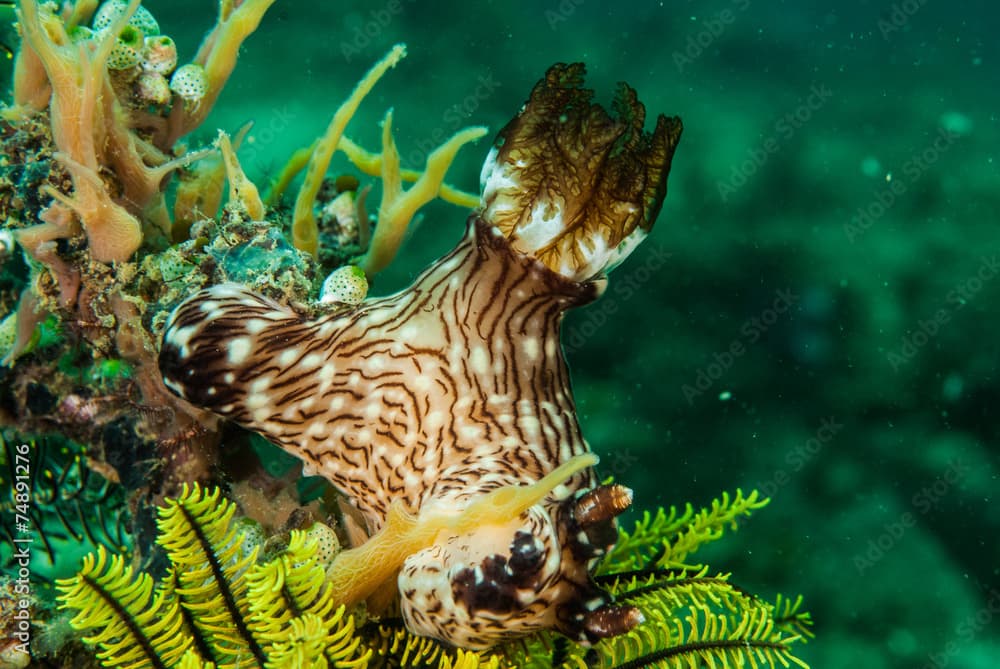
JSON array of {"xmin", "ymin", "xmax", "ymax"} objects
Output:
[
  {"xmin": 322, "ymin": 453, "xmax": 596, "ymax": 611},
  {"xmin": 399, "ymin": 474, "xmax": 640, "ymax": 649}
]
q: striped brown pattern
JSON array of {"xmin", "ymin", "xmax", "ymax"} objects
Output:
[{"xmin": 160, "ymin": 216, "xmax": 600, "ymax": 531}]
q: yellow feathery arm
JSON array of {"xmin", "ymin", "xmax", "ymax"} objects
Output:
[
  {"xmin": 604, "ymin": 489, "xmax": 769, "ymax": 572},
  {"xmin": 245, "ymin": 529, "xmax": 369, "ymax": 666},
  {"xmin": 56, "ymin": 546, "xmax": 192, "ymax": 669},
  {"xmin": 156, "ymin": 484, "xmax": 266, "ymax": 669}
]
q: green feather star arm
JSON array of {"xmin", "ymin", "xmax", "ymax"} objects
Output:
[
  {"xmin": 504, "ymin": 490, "xmax": 812, "ymax": 669},
  {"xmin": 606, "ymin": 489, "xmax": 770, "ymax": 572},
  {"xmin": 584, "ymin": 602, "xmax": 810, "ymax": 669}
]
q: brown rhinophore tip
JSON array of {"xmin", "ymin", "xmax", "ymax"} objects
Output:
[
  {"xmin": 574, "ymin": 484, "xmax": 634, "ymax": 527},
  {"xmin": 584, "ymin": 604, "xmax": 646, "ymax": 640}
]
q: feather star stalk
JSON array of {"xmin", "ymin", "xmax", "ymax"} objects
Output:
[{"xmin": 158, "ymin": 63, "xmax": 682, "ymax": 650}]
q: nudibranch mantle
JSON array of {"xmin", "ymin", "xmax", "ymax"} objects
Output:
[{"xmin": 159, "ymin": 63, "xmax": 681, "ymax": 649}]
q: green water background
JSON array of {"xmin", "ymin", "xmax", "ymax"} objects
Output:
[{"xmin": 14, "ymin": 1, "xmax": 1000, "ymax": 666}]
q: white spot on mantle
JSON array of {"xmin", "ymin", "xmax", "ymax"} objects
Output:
[
  {"xmin": 246, "ymin": 319, "xmax": 268, "ymax": 334},
  {"xmin": 228, "ymin": 337, "xmax": 251, "ymax": 365},
  {"xmin": 249, "ymin": 377, "xmax": 270, "ymax": 393},
  {"xmin": 470, "ymin": 346, "xmax": 489, "ymax": 375}
]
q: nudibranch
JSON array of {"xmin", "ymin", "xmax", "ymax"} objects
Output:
[{"xmin": 158, "ymin": 63, "xmax": 682, "ymax": 649}]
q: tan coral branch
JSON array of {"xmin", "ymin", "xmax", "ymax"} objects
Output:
[
  {"xmin": 17, "ymin": 0, "xmax": 148, "ymax": 262},
  {"xmin": 10, "ymin": 21, "xmax": 51, "ymax": 113},
  {"xmin": 168, "ymin": 0, "xmax": 278, "ymax": 141},
  {"xmin": 291, "ymin": 44, "xmax": 407, "ymax": 257},
  {"xmin": 218, "ymin": 130, "xmax": 264, "ymax": 221},
  {"xmin": 358, "ymin": 116, "xmax": 487, "ymax": 276},
  {"xmin": 264, "ymin": 141, "xmax": 316, "ymax": 206},
  {"xmin": 338, "ymin": 135, "xmax": 480, "ymax": 209}
]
